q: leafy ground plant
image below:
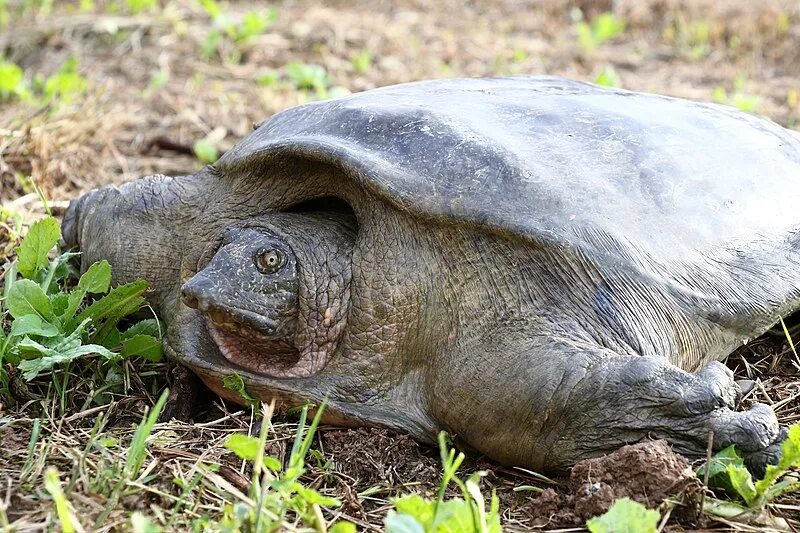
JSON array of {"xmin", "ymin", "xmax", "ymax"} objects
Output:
[
  {"xmin": 699, "ymin": 423, "xmax": 800, "ymax": 523},
  {"xmin": 594, "ymin": 66, "xmax": 621, "ymax": 88},
  {"xmin": 0, "ymin": 215, "xmax": 161, "ymax": 403},
  {"xmin": 284, "ymin": 61, "xmax": 350, "ymax": 100},
  {"xmin": 0, "ymin": 57, "xmax": 87, "ymax": 105},
  {"xmin": 385, "ymin": 432, "xmax": 502, "ymax": 533},
  {"xmin": 199, "ymin": 0, "xmax": 277, "ymax": 63},
  {"xmin": 576, "ymin": 11, "xmax": 626, "ymax": 53},
  {"xmin": 712, "ymin": 75, "xmax": 760, "ymax": 113},
  {"xmin": 586, "ymin": 498, "xmax": 660, "ymax": 533},
  {"xmin": 217, "ymin": 399, "xmax": 355, "ymax": 532}
]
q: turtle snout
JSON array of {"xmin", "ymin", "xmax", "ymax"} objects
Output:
[{"xmin": 181, "ymin": 278, "xmax": 213, "ymax": 311}]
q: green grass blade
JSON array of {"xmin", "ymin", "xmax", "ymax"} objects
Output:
[{"xmin": 125, "ymin": 389, "xmax": 169, "ymax": 479}]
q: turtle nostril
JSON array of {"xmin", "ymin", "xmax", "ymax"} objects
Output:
[{"xmin": 181, "ymin": 285, "xmax": 200, "ymax": 309}]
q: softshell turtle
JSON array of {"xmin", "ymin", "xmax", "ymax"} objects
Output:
[{"xmin": 63, "ymin": 76, "xmax": 800, "ymax": 473}]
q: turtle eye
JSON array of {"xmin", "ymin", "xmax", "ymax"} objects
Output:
[{"xmin": 254, "ymin": 248, "xmax": 285, "ymax": 274}]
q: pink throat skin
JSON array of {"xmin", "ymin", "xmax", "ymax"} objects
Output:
[{"xmin": 206, "ymin": 317, "xmax": 324, "ymax": 378}]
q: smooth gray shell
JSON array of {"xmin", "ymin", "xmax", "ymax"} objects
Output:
[{"xmin": 219, "ymin": 76, "xmax": 800, "ymax": 264}]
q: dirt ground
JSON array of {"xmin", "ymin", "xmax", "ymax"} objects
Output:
[{"xmin": 3, "ymin": 0, "xmax": 800, "ymax": 531}]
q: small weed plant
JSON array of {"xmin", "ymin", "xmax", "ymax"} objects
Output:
[
  {"xmin": 350, "ymin": 49, "xmax": 373, "ymax": 74},
  {"xmin": 285, "ymin": 61, "xmax": 350, "ymax": 100},
  {"xmin": 594, "ymin": 66, "xmax": 621, "ymax": 88},
  {"xmin": 576, "ymin": 11, "xmax": 626, "ymax": 52},
  {"xmin": 199, "ymin": 0, "xmax": 277, "ymax": 63},
  {"xmin": 586, "ymin": 498, "xmax": 660, "ymax": 533},
  {"xmin": 0, "ymin": 57, "xmax": 88, "ymax": 105},
  {"xmin": 699, "ymin": 424, "xmax": 800, "ymax": 520},
  {"xmin": 218, "ymin": 399, "xmax": 356, "ymax": 532},
  {"xmin": 712, "ymin": 76, "xmax": 760, "ymax": 113},
  {"xmin": 0, "ymin": 215, "xmax": 162, "ymax": 404},
  {"xmin": 385, "ymin": 432, "xmax": 503, "ymax": 532},
  {"xmin": 585, "ymin": 424, "xmax": 800, "ymax": 530}
]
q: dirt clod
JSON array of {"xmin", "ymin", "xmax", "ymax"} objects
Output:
[{"xmin": 529, "ymin": 440, "xmax": 695, "ymax": 526}]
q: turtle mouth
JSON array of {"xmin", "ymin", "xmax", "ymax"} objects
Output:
[{"xmin": 202, "ymin": 305, "xmax": 322, "ymax": 379}]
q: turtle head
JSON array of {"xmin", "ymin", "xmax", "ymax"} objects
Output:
[
  {"xmin": 181, "ymin": 226, "xmax": 301, "ymax": 370},
  {"xmin": 180, "ymin": 212, "xmax": 356, "ymax": 379}
]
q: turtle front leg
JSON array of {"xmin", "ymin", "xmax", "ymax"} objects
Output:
[
  {"xmin": 431, "ymin": 338, "xmax": 784, "ymax": 476},
  {"xmin": 547, "ymin": 353, "xmax": 784, "ymax": 476}
]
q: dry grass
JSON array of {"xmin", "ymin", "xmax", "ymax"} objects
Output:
[{"xmin": 3, "ymin": 0, "xmax": 800, "ymax": 531}]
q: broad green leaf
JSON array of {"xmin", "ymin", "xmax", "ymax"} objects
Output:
[
  {"xmin": 50, "ymin": 292, "xmax": 69, "ymax": 317},
  {"xmin": 122, "ymin": 319, "xmax": 161, "ymax": 340},
  {"xmin": 385, "ymin": 512, "xmax": 425, "ymax": 533},
  {"xmin": 17, "ymin": 340, "xmax": 116, "ymax": 380},
  {"xmin": 225, "ymin": 433, "xmax": 260, "ymax": 461},
  {"xmin": 63, "ymin": 260, "xmax": 112, "ymax": 321},
  {"xmin": 78, "ymin": 260, "xmax": 112, "ymax": 293},
  {"xmin": 586, "ymin": 498, "xmax": 659, "ymax": 533},
  {"xmin": 48, "ymin": 251, "xmax": 80, "ymax": 289},
  {"xmin": 193, "ymin": 140, "xmax": 218, "ymax": 164},
  {"xmin": 697, "ymin": 444, "xmax": 745, "ymax": 496},
  {"xmin": 756, "ymin": 424, "xmax": 800, "ymax": 492},
  {"xmin": 431, "ymin": 499, "xmax": 478, "ymax": 533},
  {"xmin": 101, "ymin": 327, "xmax": 121, "ymax": 350},
  {"xmin": 263, "ymin": 455, "xmax": 282, "ymax": 471},
  {"xmin": 702, "ymin": 497, "xmax": 750, "ymax": 519},
  {"xmin": 293, "ymin": 484, "xmax": 340, "ymax": 506},
  {"xmin": 223, "ymin": 373, "xmax": 258, "ymax": 407},
  {"xmin": 130, "ymin": 511, "xmax": 162, "ymax": 533},
  {"xmin": 392, "ymin": 494, "xmax": 435, "ymax": 526},
  {"xmin": 70, "ymin": 280, "xmax": 148, "ymax": 338},
  {"xmin": 16, "ymin": 216, "xmax": 60, "ymax": 279},
  {"xmin": 120, "ymin": 334, "xmax": 163, "ymax": 362},
  {"xmin": 7, "ymin": 279, "xmax": 54, "ymax": 321},
  {"xmin": 9, "ymin": 314, "xmax": 59, "ymax": 338},
  {"xmin": 329, "ymin": 522, "xmax": 357, "ymax": 533},
  {"xmin": 728, "ymin": 464, "xmax": 757, "ymax": 505}
]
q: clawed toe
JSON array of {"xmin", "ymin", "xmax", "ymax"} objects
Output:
[
  {"xmin": 682, "ymin": 362, "xmax": 740, "ymax": 415},
  {"xmin": 743, "ymin": 426, "xmax": 788, "ymax": 478},
  {"xmin": 710, "ymin": 403, "xmax": 779, "ymax": 453}
]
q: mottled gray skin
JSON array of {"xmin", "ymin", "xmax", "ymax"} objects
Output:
[{"xmin": 63, "ymin": 76, "xmax": 800, "ymax": 474}]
